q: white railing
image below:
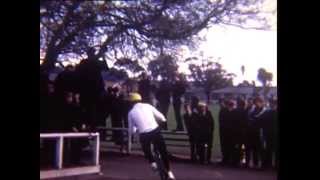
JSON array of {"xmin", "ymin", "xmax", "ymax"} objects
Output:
[{"xmin": 40, "ymin": 132, "xmax": 101, "ymax": 179}]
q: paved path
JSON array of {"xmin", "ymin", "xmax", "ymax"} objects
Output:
[{"xmin": 50, "ymin": 151, "xmax": 277, "ymax": 180}]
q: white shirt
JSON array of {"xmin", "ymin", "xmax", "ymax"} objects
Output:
[{"xmin": 128, "ymin": 103, "xmax": 166, "ymax": 134}]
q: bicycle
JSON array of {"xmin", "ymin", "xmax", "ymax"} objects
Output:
[{"xmin": 152, "ymin": 143, "xmax": 168, "ymax": 180}]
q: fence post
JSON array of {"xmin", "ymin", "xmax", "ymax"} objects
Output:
[
  {"xmin": 127, "ymin": 129, "xmax": 132, "ymax": 154},
  {"xmin": 55, "ymin": 136, "xmax": 64, "ymax": 169},
  {"xmin": 93, "ymin": 133, "xmax": 100, "ymax": 166}
]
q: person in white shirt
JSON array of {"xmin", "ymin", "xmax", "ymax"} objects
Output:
[{"xmin": 127, "ymin": 93, "xmax": 175, "ymax": 180}]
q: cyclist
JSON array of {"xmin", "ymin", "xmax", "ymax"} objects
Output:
[{"xmin": 127, "ymin": 93, "xmax": 176, "ymax": 180}]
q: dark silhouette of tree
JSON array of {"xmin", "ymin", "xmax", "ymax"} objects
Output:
[
  {"xmin": 241, "ymin": 65, "xmax": 245, "ymax": 76},
  {"xmin": 106, "ymin": 68, "xmax": 129, "ymax": 80},
  {"xmin": 40, "ymin": 0, "xmax": 271, "ymax": 71},
  {"xmin": 257, "ymin": 68, "xmax": 273, "ymax": 97},
  {"xmin": 148, "ymin": 54, "xmax": 178, "ymax": 81},
  {"xmin": 187, "ymin": 56, "xmax": 235, "ymax": 103},
  {"xmin": 238, "ymin": 80, "xmax": 252, "ymax": 87},
  {"xmin": 257, "ymin": 68, "xmax": 273, "ymax": 87},
  {"xmin": 114, "ymin": 57, "xmax": 145, "ymax": 78}
]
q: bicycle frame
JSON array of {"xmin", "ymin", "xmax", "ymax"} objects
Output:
[{"xmin": 152, "ymin": 144, "xmax": 168, "ymax": 180}]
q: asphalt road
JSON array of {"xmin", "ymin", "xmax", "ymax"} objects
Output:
[{"xmin": 49, "ymin": 151, "xmax": 277, "ymax": 180}]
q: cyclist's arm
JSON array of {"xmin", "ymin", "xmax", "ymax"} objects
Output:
[
  {"xmin": 150, "ymin": 105, "xmax": 166, "ymax": 122},
  {"xmin": 128, "ymin": 113, "xmax": 137, "ymax": 134}
]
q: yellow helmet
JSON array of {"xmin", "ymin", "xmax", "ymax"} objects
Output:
[{"xmin": 128, "ymin": 93, "xmax": 142, "ymax": 102}]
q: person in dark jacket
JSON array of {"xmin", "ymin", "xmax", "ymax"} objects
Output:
[
  {"xmin": 183, "ymin": 103, "xmax": 198, "ymax": 162},
  {"xmin": 40, "ymin": 80, "xmax": 59, "ymax": 167},
  {"xmin": 219, "ymin": 99, "xmax": 236, "ymax": 166},
  {"xmin": 245, "ymin": 97, "xmax": 267, "ymax": 169},
  {"xmin": 196, "ymin": 102, "xmax": 215, "ymax": 164},
  {"xmin": 109, "ymin": 85, "xmax": 128, "ymax": 152},
  {"xmin": 58, "ymin": 92, "xmax": 88, "ymax": 166},
  {"xmin": 155, "ymin": 79, "xmax": 171, "ymax": 130},
  {"xmin": 172, "ymin": 74, "xmax": 187, "ymax": 131},
  {"xmin": 231, "ymin": 98, "xmax": 248, "ymax": 167},
  {"xmin": 138, "ymin": 72, "xmax": 152, "ymax": 104},
  {"xmin": 261, "ymin": 98, "xmax": 278, "ymax": 169},
  {"xmin": 54, "ymin": 65, "xmax": 78, "ymax": 104},
  {"xmin": 75, "ymin": 49, "xmax": 105, "ymax": 131}
]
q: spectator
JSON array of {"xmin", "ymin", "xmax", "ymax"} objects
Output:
[
  {"xmin": 261, "ymin": 98, "xmax": 278, "ymax": 169},
  {"xmin": 55, "ymin": 92, "xmax": 87, "ymax": 166},
  {"xmin": 231, "ymin": 98, "xmax": 248, "ymax": 167},
  {"xmin": 196, "ymin": 102, "xmax": 215, "ymax": 164},
  {"xmin": 183, "ymin": 103, "xmax": 198, "ymax": 162},
  {"xmin": 219, "ymin": 99, "xmax": 236, "ymax": 166},
  {"xmin": 54, "ymin": 65, "xmax": 78, "ymax": 104},
  {"xmin": 40, "ymin": 80, "xmax": 59, "ymax": 167},
  {"xmin": 155, "ymin": 79, "xmax": 171, "ymax": 130},
  {"xmin": 75, "ymin": 49, "xmax": 105, "ymax": 130},
  {"xmin": 245, "ymin": 97, "xmax": 267, "ymax": 169},
  {"xmin": 172, "ymin": 74, "xmax": 187, "ymax": 131},
  {"xmin": 109, "ymin": 86, "xmax": 126, "ymax": 150},
  {"xmin": 138, "ymin": 72, "xmax": 152, "ymax": 104}
]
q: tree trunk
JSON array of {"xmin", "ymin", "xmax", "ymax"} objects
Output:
[{"xmin": 41, "ymin": 50, "xmax": 59, "ymax": 73}]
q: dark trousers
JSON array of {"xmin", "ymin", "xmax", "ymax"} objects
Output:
[
  {"xmin": 139, "ymin": 128, "xmax": 170, "ymax": 170},
  {"xmin": 81, "ymin": 100, "xmax": 99, "ymax": 131},
  {"xmin": 197, "ymin": 135, "xmax": 213, "ymax": 163},
  {"xmin": 188, "ymin": 135, "xmax": 197, "ymax": 161},
  {"xmin": 157, "ymin": 102, "xmax": 170, "ymax": 129},
  {"xmin": 231, "ymin": 139, "xmax": 242, "ymax": 166},
  {"xmin": 262, "ymin": 133, "xmax": 275, "ymax": 168},
  {"xmin": 220, "ymin": 129, "xmax": 233, "ymax": 164},
  {"xmin": 111, "ymin": 115, "xmax": 124, "ymax": 145},
  {"xmin": 245, "ymin": 130, "xmax": 263, "ymax": 167},
  {"xmin": 173, "ymin": 100, "xmax": 183, "ymax": 130}
]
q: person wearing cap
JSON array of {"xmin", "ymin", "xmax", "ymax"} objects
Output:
[
  {"xmin": 127, "ymin": 93, "xmax": 176, "ymax": 180},
  {"xmin": 195, "ymin": 101, "xmax": 215, "ymax": 164}
]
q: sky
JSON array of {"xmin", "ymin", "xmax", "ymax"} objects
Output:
[
  {"xmin": 178, "ymin": 0, "xmax": 277, "ymax": 86},
  {"xmin": 182, "ymin": 25, "xmax": 277, "ymax": 86}
]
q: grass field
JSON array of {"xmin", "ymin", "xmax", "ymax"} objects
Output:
[{"xmin": 104, "ymin": 103, "xmax": 222, "ymax": 160}]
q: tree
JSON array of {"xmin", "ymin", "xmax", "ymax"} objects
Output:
[
  {"xmin": 104, "ymin": 67, "xmax": 129, "ymax": 80},
  {"xmin": 40, "ymin": 0, "xmax": 271, "ymax": 72},
  {"xmin": 241, "ymin": 65, "xmax": 245, "ymax": 76},
  {"xmin": 187, "ymin": 56, "xmax": 235, "ymax": 102},
  {"xmin": 148, "ymin": 54, "xmax": 178, "ymax": 81},
  {"xmin": 257, "ymin": 68, "xmax": 273, "ymax": 87},
  {"xmin": 238, "ymin": 80, "xmax": 252, "ymax": 87},
  {"xmin": 257, "ymin": 68, "xmax": 273, "ymax": 97},
  {"xmin": 114, "ymin": 57, "xmax": 145, "ymax": 78}
]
